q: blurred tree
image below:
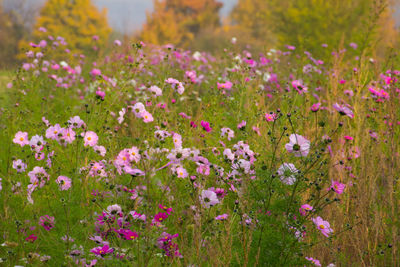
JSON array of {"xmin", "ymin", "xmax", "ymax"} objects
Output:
[
  {"xmin": 230, "ymin": 0, "xmax": 392, "ymax": 57},
  {"xmin": 0, "ymin": 3, "xmax": 19, "ymax": 68},
  {"xmin": 229, "ymin": 0, "xmax": 276, "ymax": 49},
  {"xmin": 19, "ymin": 0, "xmax": 111, "ymax": 59},
  {"xmin": 140, "ymin": 0, "xmax": 223, "ymax": 47}
]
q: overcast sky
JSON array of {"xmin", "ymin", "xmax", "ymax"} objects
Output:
[{"xmin": 3, "ymin": 0, "xmax": 238, "ymax": 34}]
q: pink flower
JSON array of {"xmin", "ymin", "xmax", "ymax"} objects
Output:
[
  {"xmin": 201, "ymin": 120, "xmax": 212, "ymax": 132},
  {"xmin": 68, "ymin": 116, "xmax": 85, "ymax": 129},
  {"xmin": 299, "ymin": 204, "xmax": 313, "ymax": 216},
  {"xmin": 118, "ymin": 229, "xmax": 138, "ymax": 240},
  {"xmin": 265, "ymin": 113, "xmax": 277, "ymax": 122},
  {"xmin": 330, "ymin": 180, "xmax": 346, "ymax": 194},
  {"xmin": 305, "ymin": 257, "xmax": 322, "ymax": 266},
  {"xmin": 277, "ymin": 163, "xmax": 298, "ymax": 185},
  {"xmin": 61, "ymin": 128, "xmax": 76, "ymax": 144},
  {"xmin": 56, "ymin": 176, "xmax": 72, "ymax": 191},
  {"xmin": 291, "ymin": 80, "xmax": 308, "ymax": 94},
  {"xmin": 311, "ymin": 103, "xmax": 321, "ymax": 112},
  {"xmin": 45, "ymin": 124, "xmax": 63, "ymax": 140},
  {"xmin": 13, "ymin": 131, "xmax": 29, "ymax": 147},
  {"xmin": 12, "ymin": 159, "xmax": 27, "ymax": 173},
  {"xmin": 221, "ymin": 127, "xmax": 235, "ymax": 140},
  {"xmin": 28, "ymin": 166, "xmax": 49, "ymax": 188},
  {"xmin": 26, "ymin": 234, "xmax": 37, "ymax": 243},
  {"xmin": 217, "ymin": 81, "xmax": 233, "ymax": 90},
  {"xmin": 176, "ymin": 167, "xmax": 188, "ymax": 178},
  {"xmin": 312, "ymin": 216, "xmax": 333, "ymax": 237},
  {"xmin": 333, "ymin": 103, "xmax": 354, "ymax": 118},
  {"xmin": 149, "ymin": 85, "xmax": 162, "ymax": 97},
  {"xmin": 90, "ymin": 244, "xmax": 114, "ymax": 257},
  {"xmin": 90, "ymin": 68, "xmax": 101, "ymax": 76},
  {"xmin": 140, "ymin": 111, "xmax": 154, "ymax": 123},
  {"xmin": 200, "ymin": 189, "xmax": 219, "ymax": 208},
  {"xmin": 83, "ymin": 131, "xmax": 98, "ymax": 147},
  {"xmin": 285, "ymin": 134, "xmax": 310, "ymax": 157},
  {"xmin": 39, "ymin": 215, "xmax": 55, "ymax": 231},
  {"xmin": 114, "ymin": 39, "xmax": 122, "ymax": 46},
  {"xmin": 237, "ymin": 120, "xmax": 246, "ymax": 130},
  {"xmin": 215, "ymin": 214, "xmax": 229, "ymax": 221}
]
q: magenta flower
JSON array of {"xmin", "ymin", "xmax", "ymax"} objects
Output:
[
  {"xmin": 299, "ymin": 204, "xmax": 314, "ymax": 216},
  {"xmin": 90, "ymin": 244, "xmax": 114, "ymax": 257},
  {"xmin": 13, "ymin": 131, "xmax": 29, "ymax": 147},
  {"xmin": 333, "ymin": 103, "xmax": 354, "ymax": 118},
  {"xmin": 237, "ymin": 120, "xmax": 247, "ymax": 130},
  {"xmin": 90, "ymin": 68, "xmax": 101, "ymax": 76},
  {"xmin": 153, "ymin": 212, "xmax": 168, "ymax": 225},
  {"xmin": 285, "ymin": 134, "xmax": 310, "ymax": 157},
  {"xmin": 311, "ymin": 103, "xmax": 321, "ymax": 112},
  {"xmin": 56, "ymin": 176, "xmax": 72, "ymax": 191},
  {"xmin": 330, "ymin": 180, "xmax": 346, "ymax": 194},
  {"xmin": 157, "ymin": 232, "xmax": 182, "ymax": 258},
  {"xmin": 265, "ymin": 113, "xmax": 277, "ymax": 122},
  {"xmin": 312, "ymin": 216, "xmax": 333, "ymax": 237},
  {"xmin": 83, "ymin": 131, "xmax": 98, "ymax": 147},
  {"xmin": 39, "ymin": 215, "xmax": 55, "ymax": 231},
  {"xmin": 118, "ymin": 229, "xmax": 138, "ymax": 240},
  {"xmin": 217, "ymin": 81, "xmax": 233, "ymax": 90},
  {"xmin": 200, "ymin": 189, "xmax": 219, "ymax": 208},
  {"xmin": 201, "ymin": 120, "xmax": 212, "ymax": 132},
  {"xmin": 26, "ymin": 233, "xmax": 37, "ymax": 243}
]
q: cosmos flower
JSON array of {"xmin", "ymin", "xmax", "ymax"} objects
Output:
[
  {"xmin": 83, "ymin": 131, "xmax": 98, "ymax": 147},
  {"xmin": 333, "ymin": 103, "xmax": 354, "ymax": 118},
  {"xmin": 312, "ymin": 216, "xmax": 333, "ymax": 237},
  {"xmin": 277, "ymin": 163, "xmax": 298, "ymax": 185},
  {"xmin": 12, "ymin": 159, "xmax": 27, "ymax": 173},
  {"xmin": 13, "ymin": 131, "xmax": 29, "ymax": 147},
  {"xmin": 299, "ymin": 204, "xmax": 314, "ymax": 216},
  {"xmin": 200, "ymin": 190, "xmax": 219, "ymax": 208},
  {"xmin": 329, "ymin": 180, "xmax": 346, "ymax": 194},
  {"xmin": 285, "ymin": 134, "xmax": 310, "ymax": 157},
  {"xmin": 90, "ymin": 244, "xmax": 113, "ymax": 257},
  {"xmin": 56, "ymin": 176, "xmax": 72, "ymax": 191},
  {"xmin": 39, "ymin": 215, "xmax": 55, "ymax": 231}
]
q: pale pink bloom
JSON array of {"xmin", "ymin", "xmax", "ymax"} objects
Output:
[
  {"xmin": 312, "ymin": 216, "xmax": 333, "ymax": 237},
  {"xmin": 106, "ymin": 204, "xmax": 122, "ymax": 215},
  {"xmin": 277, "ymin": 163, "xmax": 298, "ymax": 185},
  {"xmin": 130, "ymin": 211, "xmax": 146, "ymax": 221},
  {"xmin": 114, "ymin": 39, "xmax": 122, "ymax": 46},
  {"xmin": 200, "ymin": 190, "xmax": 219, "ymax": 208},
  {"xmin": 29, "ymin": 135, "xmax": 46, "ymax": 152},
  {"xmin": 333, "ymin": 103, "xmax": 354, "ymax": 118},
  {"xmin": 13, "ymin": 159, "xmax": 27, "ymax": 173},
  {"xmin": 68, "ymin": 116, "xmax": 85, "ymax": 128},
  {"xmin": 141, "ymin": 111, "xmax": 154, "ymax": 123},
  {"xmin": 215, "ymin": 214, "xmax": 229, "ymax": 220},
  {"xmin": 117, "ymin": 108, "xmax": 126, "ymax": 124},
  {"xmin": 83, "ymin": 131, "xmax": 98, "ymax": 147},
  {"xmin": 128, "ymin": 146, "xmax": 141, "ymax": 163},
  {"xmin": 94, "ymin": 145, "xmax": 107, "ymax": 156},
  {"xmin": 132, "ymin": 102, "xmax": 146, "ymax": 118},
  {"xmin": 176, "ymin": 167, "xmax": 188, "ymax": 178},
  {"xmin": 305, "ymin": 257, "xmax": 321, "ymax": 266},
  {"xmin": 61, "ymin": 128, "xmax": 76, "ymax": 144},
  {"xmin": 149, "ymin": 85, "xmax": 162, "ymax": 97},
  {"xmin": 285, "ymin": 134, "xmax": 310, "ymax": 157},
  {"xmin": 56, "ymin": 176, "xmax": 72, "ymax": 191},
  {"xmin": 172, "ymin": 133, "xmax": 182, "ymax": 149},
  {"xmin": 45, "ymin": 124, "xmax": 63, "ymax": 140},
  {"xmin": 221, "ymin": 127, "xmax": 235, "ymax": 140},
  {"xmin": 123, "ymin": 166, "xmax": 145, "ymax": 176},
  {"xmin": 13, "ymin": 131, "xmax": 29, "ymax": 147},
  {"xmin": 217, "ymin": 81, "xmax": 233, "ymax": 90},
  {"xmin": 28, "ymin": 166, "xmax": 49, "ymax": 188}
]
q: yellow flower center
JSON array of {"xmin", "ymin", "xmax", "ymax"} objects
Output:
[
  {"xmin": 319, "ymin": 224, "xmax": 325, "ymax": 229},
  {"xmin": 20, "ymin": 137, "xmax": 24, "ymax": 141}
]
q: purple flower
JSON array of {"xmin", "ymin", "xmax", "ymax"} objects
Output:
[
  {"xmin": 333, "ymin": 103, "xmax": 354, "ymax": 118},
  {"xmin": 39, "ymin": 215, "xmax": 55, "ymax": 231},
  {"xmin": 90, "ymin": 244, "xmax": 114, "ymax": 257}
]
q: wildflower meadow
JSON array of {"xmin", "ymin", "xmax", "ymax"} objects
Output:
[{"xmin": 1, "ymin": 22, "xmax": 400, "ymax": 267}]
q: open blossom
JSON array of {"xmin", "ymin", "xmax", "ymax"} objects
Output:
[
  {"xmin": 157, "ymin": 232, "xmax": 182, "ymax": 258},
  {"xmin": 265, "ymin": 113, "xmax": 277, "ymax": 122},
  {"xmin": 83, "ymin": 131, "xmax": 98, "ymax": 147},
  {"xmin": 176, "ymin": 166, "xmax": 188, "ymax": 178},
  {"xmin": 149, "ymin": 85, "xmax": 162, "ymax": 97},
  {"xmin": 215, "ymin": 214, "xmax": 229, "ymax": 221},
  {"xmin": 68, "ymin": 116, "xmax": 85, "ymax": 128},
  {"xmin": 56, "ymin": 176, "xmax": 71, "ymax": 191},
  {"xmin": 28, "ymin": 166, "xmax": 50, "ymax": 188},
  {"xmin": 291, "ymin": 80, "xmax": 308, "ymax": 94},
  {"xmin": 312, "ymin": 216, "xmax": 333, "ymax": 237},
  {"xmin": 221, "ymin": 127, "xmax": 234, "ymax": 140},
  {"xmin": 61, "ymin": 128, "xmax": 76, "ymax": 144},
  {"xmin": 277, "ymin": 163, "xmax": 298, "ymax": 185},
  {"xmin": 140, "ymin": 111, "xmax": 154, "ymax": 123},
  {"xmin": 333, "ymin": 103, "xmax": 354, "ymax": 118},
  {"xmin": 201, "ymin": 120, "xmax": 212, "ymax": 132},
  {"xmin": 94, "ymin": 145, "xmax": 107, "ymax": 156},
  {"xmin": 237, "ymin": 120, "xmax": 246, "ymax": 130},
  {"xmin": 91, "ymin": 244, "xmax": 114, "ymax": 257},
  {"xmin": 311, "ymin": 103, "xmax": 321, "ymax": 112},
  {"xmin": 12, "ymin": 159, "xmax": 27, "ymax": 173},
  {"xmin": 306, "ymin": 257, "xmax": 322, "ymax": 267},
  {"xmin": 39, "ymin": 215, "xmax": 55, "ymax": 231},
  {"xmin": 13, "ymin": 131, "xmax": 29, "ymax": 146},
  {"xmin": 330, "ymin": 180, "xmax": 346, "ymax": 194},
  {"xmin": 285, "ymin": 134, "xmax": 310, "ymax": 157},
  {"xmin": 299, "ymin": 204, "xmax": 314, "ymax": 216},
  {"xmin": 29, "ymin": 135, "xmax": 46, "ymax": 152},
  {"xmin": 217, "ymin": 81, "xmax": 233, "ymax": 90},
  {"xmin": 200, "ymin": 189, "xmax": 219, "ymax": 208},
  {"xmin": 45, "ymin": 124, "xmax": 63, "ymax": 140}
]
